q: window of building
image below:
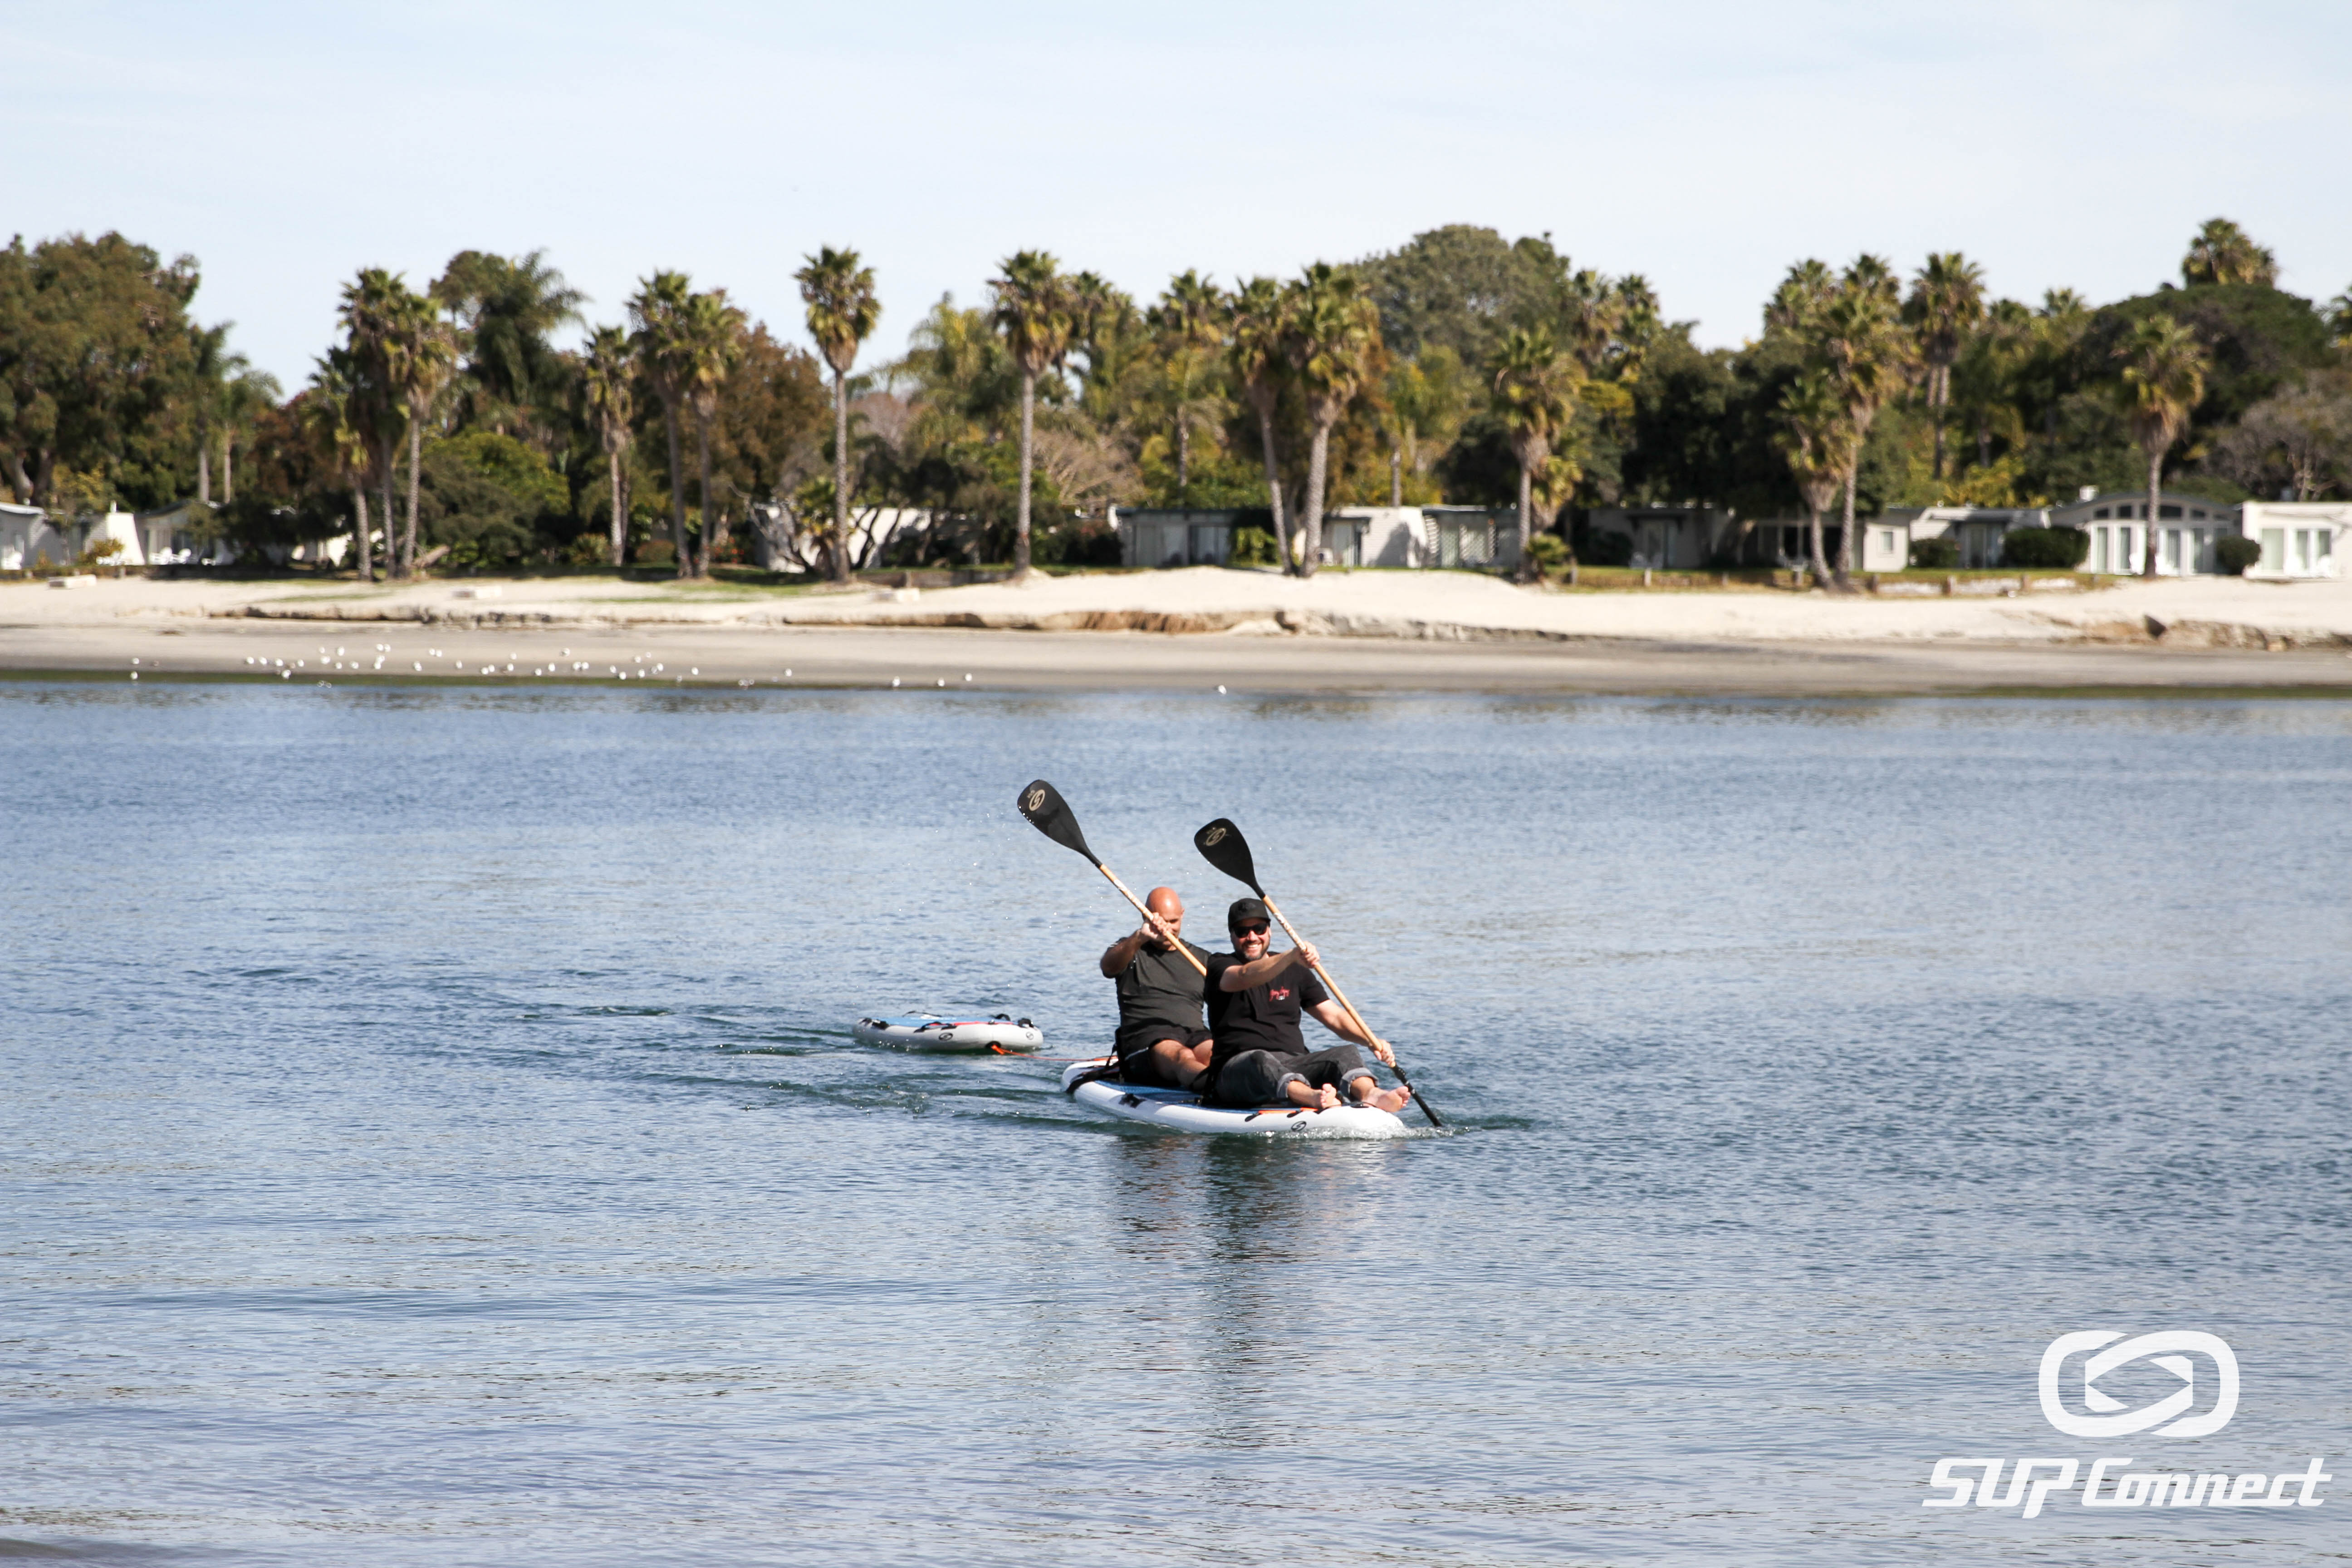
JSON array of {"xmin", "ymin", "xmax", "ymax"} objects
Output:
[
  {"xmin": 2260, "ymin": 529, "xmax": 2285, "ymax": 571},
  {"xmin": 2093, "ymin": 507, "xmax": 2111, "ymax": 519},
  {"xmin": 2159, "ymin": 505, "xmax": 2182, "ymax": 520}
]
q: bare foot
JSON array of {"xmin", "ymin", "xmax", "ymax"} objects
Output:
[{"xmin": 1356, "ymin": 1085, "xmax": 1412, "ymax": 1114}]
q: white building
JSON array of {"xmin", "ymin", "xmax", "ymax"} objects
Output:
[
  {"xmin": 1113, "ymin": 506, "xmax": 1458, "ymax": 569},
  {"xmin": 749, "ymin": 504, "xmax": 935, "ymax": 573},
  {"xmin": 1, "ymin": 502, "xmax": 63, "ymax": 569},
  {"xmin": 2235, "ymin": 500, "xmax": 2347, "ymax": 579},
  {"xmin": 1883, "ymin": 506, "xmax": 2051, "ymax": 570},
  {"xmin": 1328, "ymin": 506, "xmax": 1442, "ymax": 568},
  {"xmin": 2047, "ymin": 491, "xmax": 2239, "ymax": 576}
]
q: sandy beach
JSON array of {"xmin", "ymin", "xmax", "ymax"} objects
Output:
[{"xmin": 7, "ymin": 568, "xmax": 2351, "ymax": 694}]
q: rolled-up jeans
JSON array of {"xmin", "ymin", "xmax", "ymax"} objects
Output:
[{"xmin": 1215, "ymin": 1044, "xmax": 1375, "ymax": 1106}]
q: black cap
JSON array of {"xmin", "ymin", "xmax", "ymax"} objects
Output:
[{"xmin": 1227, "ymin": 897, "xmax": 1270, "ymax": 929}]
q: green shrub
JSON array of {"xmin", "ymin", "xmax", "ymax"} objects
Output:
[
  {"xmin": 2000, "ymin": 527, "xmax": 2091, "ymax": 569},
  {"xmin": 1033, "ymin": 517, "xmax": 1122, "ymax": 568},
  {"xmin": 1525, "ymin": 533, "xmax": 1568, "ymax": 573},
  {"xmin": 2215, "ymin": 535, "xmax": 2263, "ymax": 575},
  {"xmin": 1228, "ymin": 525, "xmax": 1277, "ymax": 567},
  {"xmin": 1909, "ymin": 537, "xmax": 1960, "ymax": 569}
]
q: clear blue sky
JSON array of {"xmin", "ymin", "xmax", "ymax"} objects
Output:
[{"xmin": 7, "ymin": 0, "xmax": 2347, "ymax": 388}]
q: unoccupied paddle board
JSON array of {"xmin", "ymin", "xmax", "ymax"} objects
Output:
[
  {"xmin": 1058, "ymin": 1059, "xmax": 1410, "ymax": 1138},
  {"xmin": 852, "ymin": 1013, "xmax": 1045, "ymax": 1053}
]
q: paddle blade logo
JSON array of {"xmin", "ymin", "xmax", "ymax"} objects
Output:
[
  {"xmin": 1024, "ymin": 786, "xmax": 1047, "ymax": 814},
  {"xmin": 1201, "ymin": 825, "xmax": 1226, "ymax": 848},
  {"xmin": 2038, "ymin": 1332, "xmax": 2239, "ymax": 1439}
]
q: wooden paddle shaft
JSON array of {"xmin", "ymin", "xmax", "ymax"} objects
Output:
[
  {"xmin": 1259, "ymin": 897, "xmax": 1380, "ymax": 1052},
  {"xmin": 1097, "ymin": 863, "xmax": 1208, "ymax": 976}
]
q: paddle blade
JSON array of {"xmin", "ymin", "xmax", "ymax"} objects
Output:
[
  {"xmin": 1017, "ymin": 779, "xmax": 1098, "ymax": 864},
  {"xmin": 1192, "ymin": 818, "xmax": 1263, "ymax": 893}
]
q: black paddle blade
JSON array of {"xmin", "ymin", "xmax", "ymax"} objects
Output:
[
  {"xmin": 1017, "ymin": 779, "xmax": 1098, "ymax": 864},
  {"xmin": 1192, "ymin": 818, "xmax": 1263, "ymax": 894}
]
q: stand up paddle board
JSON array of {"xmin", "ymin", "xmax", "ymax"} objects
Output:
[
  {"xmin": 852, "ymin": 1013, "xmax": 1044, "ymax": 1053},
  {"xmin": 1059, "ymin": 1058, "xmax": 1409, "ymax": 1138}
]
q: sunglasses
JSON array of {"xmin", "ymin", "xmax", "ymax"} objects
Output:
[{"xmin": 1230, "ymin": 921, "xmax": 1269, "ymax": 936}]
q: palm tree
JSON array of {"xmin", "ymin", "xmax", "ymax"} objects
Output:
[
  {"xmin": 1228, "ymin": 277, "xmax": 1294, "ymax": 568},
  {"xmin": 187, "ymin": 322, "xmax": 235, "ymax": 505},
  {"xmin": 2114, "ymin": 314, "xmax": 2210, "ymax": 578},
  {"xmin": 988, "ymin": 250, "xmax": 1074, "ymax": 578},
  {"xmin": 218, "ymin": 368, "xmax": 279, "ymax": 505},
  {"xmin": 2180, "ymin": 219, "xmax": 2278, "ymax": 288},
  {"xmin": 1777, "ymin": 368, "xmax": 1850, "ymax": 586},
  {"xmin": 336, "ymin": 268, "xmax": 409, "ymax": 580},
  {"xmin": 383, "ymin": 287, "xmax": 456, "ymax": 577},
  {"xmin": 628, "ymin": 271, "xmax": 696, "ymax": 577},
  {"xmin": 682, "ymin": 289, "xmax": 746, "ymax": 577},
  {"xmin": 1815, "ymin": 261, "xmax": 1912, "ymax": 588},
  {"xmin": 1285, "ymin": 263, "xmax": 1382, "ymax": 579},
  {"xmin": 1765, "ymin": 260, "xmax": 1837, "ymax": 338},
  {"xmin": 893, "ymin": 294, "xmax": 1019, "ymax": 451},
  {"xmin": 580, "ymin": 325, "xmax": 635, "ymax": 566},
  {"xmin": 305, "ymin": 351, "xmax": 374, "ymax": 581},
  {"xmin": 2325, "ymin": 287, "xmax": 2352, "ymax": 351},
  {"xmin": 1490, "ymin": 326, "xmax": 1581, "ymax": 582},
  {"xmin": 431, "ymin": 249, "xmax": 584, "ymax": 445},
  {"xmin": 1903, "ymin": 252, "xmax": 1986, "ymax": 480},
  {"xmin": 1146, "ymin": 270, "xmax": 1227, "ymax": 505},
  {"xmin": 796, "ymin": 246, "xmax": 881, "ymax": 584},
  {"xmin": 1382, "ymin": 346, "xmax": 1469, "ymax": 506}
]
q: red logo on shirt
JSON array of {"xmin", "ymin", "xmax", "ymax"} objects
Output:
[{"xmin": 1270, "ymin": 987, "xmax": 1291, "ymax": 1000}]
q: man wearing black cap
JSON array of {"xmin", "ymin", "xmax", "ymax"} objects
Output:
[{"xmin": 1202, "ymin": 896, "xmax": 1411, "ymax": 1112}]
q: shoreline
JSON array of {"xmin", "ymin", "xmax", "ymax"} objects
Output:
[
  {"xmin": 7, "ymin": 569, "xmax": 2352, "ymax": 696},
  {"xmin": 10, "ymin": 617, "xmax": 2352, "ymax": 697}
]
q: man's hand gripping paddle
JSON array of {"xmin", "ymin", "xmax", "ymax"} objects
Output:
[
  {"xmin": 1191, "ymin": 817, "xmax": 1443, "ymax": 1127},
  {"xmin": 1016, "ymin": 780, "xmax": 1206, "ymax": 977}
]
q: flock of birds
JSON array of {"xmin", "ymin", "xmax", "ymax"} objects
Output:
[{"xmin": 125, "ymin": 643, "xmax": 986, "ymax": 691}]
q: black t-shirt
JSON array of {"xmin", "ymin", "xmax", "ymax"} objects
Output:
[
  {"xmin": 1202, "ymin": 951, "xmax": 1329, "ymax": 1083},
  {"xmin": 1113, "ymin": 939, "xmax": 1215, "ymax": 1053}
]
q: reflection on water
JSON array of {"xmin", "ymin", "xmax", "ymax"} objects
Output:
[{"xmin": 1, "ymin": 681, "xmax": 2345, "ymax": 1567}]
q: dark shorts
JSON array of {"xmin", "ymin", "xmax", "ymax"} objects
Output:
[
  {"xmin": 1214, "ymin": 1044, "xmax": 1374, "ymax": 1107},
  {"xmin": 1116, "ymin": 1025, "xmax": 1211, "ymax": 1089}
]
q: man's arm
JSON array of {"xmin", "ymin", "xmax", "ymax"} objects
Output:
[
  {"xmin": 1216, "ymin": 940, "xmax": 1317, "ymax": 991},
  {"xmin": 1099, "ymin": 927, "xmax": 1149, "ymax": 978},
  {"xmin": 1307, "ymin": 998, "xmax": 1396, "ymax": 1067}
]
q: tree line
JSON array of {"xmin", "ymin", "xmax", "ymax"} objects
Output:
[{"xmin": 3, "ymin": 217, "xmax": 2347, "ymax": 582}]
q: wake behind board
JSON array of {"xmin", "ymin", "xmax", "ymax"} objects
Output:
[
  {"xmin": 853, "ymin": 1013, "xmax": 1044, "ymax": 1053},
  {"xmin": 1059, "ymin": 1058, "xmax": 1409, "ymax": 1138}
]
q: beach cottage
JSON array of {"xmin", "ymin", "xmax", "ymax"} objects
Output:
[
  {"xmin": 2047, "ymin": 490, "xmax": 2239, "ymax": 576},
  {"xmin": 1, "ymin": 502, "xmax": 60, "ymax": 569},
  {"xmin": 2234, "ymin": 500, "xmax": 2347, "ymax": 579}
]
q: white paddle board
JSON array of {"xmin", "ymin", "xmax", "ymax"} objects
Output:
[
  {"xmin": 853, "ymin": 1013, "xmax": 1045, "ymax": 1053},
  {"xmin": 1059, "ymin": 1058, "xmax": 1410, "ymax": 1138}
]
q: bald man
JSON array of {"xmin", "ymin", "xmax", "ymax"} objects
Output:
[{"xmin": 1097, "ymin": 887, "xmax": 1215, "ymax": 1090}]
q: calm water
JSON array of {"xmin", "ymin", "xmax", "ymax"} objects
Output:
[{"xmin": 3, "ymin": 679, "xmax": 2347, "ymax": 1567}]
